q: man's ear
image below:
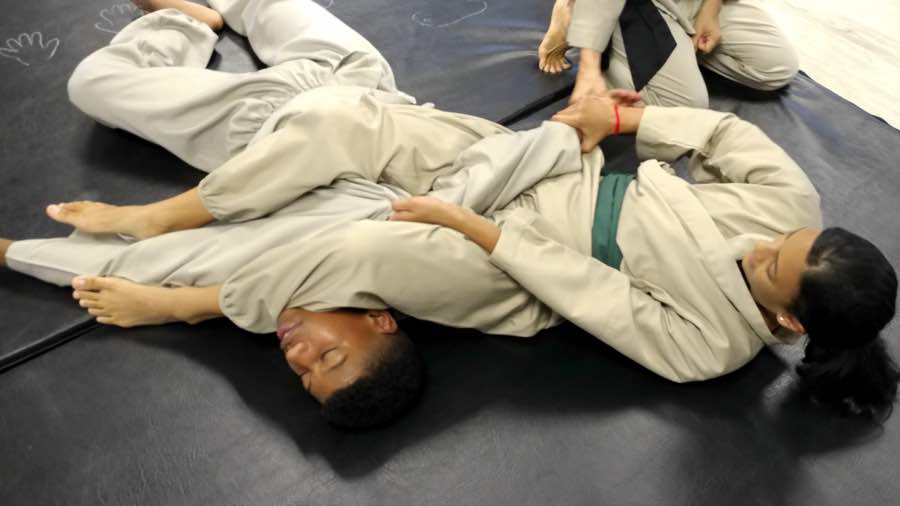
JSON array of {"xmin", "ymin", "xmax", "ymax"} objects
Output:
[
  {"xmin": 777, "ymin": 312, "xmax": 806, "ymax": 334},
  {"xmin": 368, "ymin": 310, "xmax": 398, "ymax": 334}
]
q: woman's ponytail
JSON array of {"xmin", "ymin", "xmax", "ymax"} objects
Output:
[
  {"xmin": 797, "ymin": 336, "xmax": 900, "ymax": 420},
  {"xmin": 790, "ymin": 228, "xmax": 899, "ymax": 420}
]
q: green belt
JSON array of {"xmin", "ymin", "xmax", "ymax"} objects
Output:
[{"xmin": 591, "ymin": 174, "xmax": 634, "ymax": 269}]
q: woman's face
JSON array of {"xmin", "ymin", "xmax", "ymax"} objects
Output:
[{"xmin": 741, "ymin": 228, "xmax": 821, "ymax": 319}]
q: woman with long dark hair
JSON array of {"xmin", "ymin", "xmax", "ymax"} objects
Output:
[{"xmin": 391, "ymin": 97, "xmax": 899, "ymax": 420}]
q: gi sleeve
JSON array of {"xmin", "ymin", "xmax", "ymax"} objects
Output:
[
  {"xmin": 567, "ymin": 0, "xmax": 626, "ymax": 51},
  {"xmin": 427, "ymin": 121, "xmax": 585, "ymax": 216},
  {"xmin": 488, "ymin": 207, "xmax": 757, "ymax": 382},
  {"xmin": 635, "ymin": 106, "xmax": 822, "ymax": 229},
  {"xmin": 218, "ymin": 229, "xmax": 389, "ymax": 333},
  {"xmin": 636, "ymin": 107, "xmax": 819, "ymax": 193}
]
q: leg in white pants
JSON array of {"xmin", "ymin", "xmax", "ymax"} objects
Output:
[
  {"xmin": 68, "ymin": 0, "xmax": 401, "ymax": 172},
  {"xmin": 604, "ymin": 11, "xmax": 710, "ymax": 108},
  {"xmin": 602, "ymin": 0, "xmax": 797, "ymax": 106},
  {"xmin": 699, "ymin": 0, "xmax": 798, "ymax": 91}
]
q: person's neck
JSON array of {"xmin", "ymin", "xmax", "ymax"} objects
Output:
[{"xmin": 757, "ymin": 304, "xmax": 780, "ymax": 333}]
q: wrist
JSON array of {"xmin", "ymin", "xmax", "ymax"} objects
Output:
[
  {"xmin": 617, "ymin": 107, "xmax": 644, "ymax": 135},
  {"xmin": 698, "ymin": 0, "xmax": 722, "ymax": 17},
  {"xmin": 447, "ymin": 206, "xmax": 477, "ymax": 231},
  {"xmin": 611, "ymin": 103, "xmax": 621, "ymax": 135}
]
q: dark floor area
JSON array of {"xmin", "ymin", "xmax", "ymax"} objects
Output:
[{"xmin": 1, "ymin": 1, "xmax": 899, "ymax": 505}]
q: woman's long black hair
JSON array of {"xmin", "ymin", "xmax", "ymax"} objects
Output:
[{"xmin": 791, "ymin": 227, "xmax": 900, "ymax": 420}]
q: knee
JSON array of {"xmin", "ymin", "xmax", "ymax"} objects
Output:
[
  {"xmin": 745, "ymin": 48, "xmax": 799, "ymax": 91},
  {"xmin": 644, "ymin": 84, "xmax": 710, "ymax": 109},
  {"xmin": 67, "ymin": 56, "xmax": 110, "ymax": 115}
]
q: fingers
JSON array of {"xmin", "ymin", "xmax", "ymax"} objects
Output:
[
  {"xmin": 693, "ymin": 31, "xmax": 720, "ymax": 54},
  {"xmin": 390, "ymin": 198, "xmax": 412, "ymax": 212},
  {"xmin": 607, "ymin": 89, "xmax": 642, "ymax": 106},
  {"xmin": 389, "ymin": 211, "xmax": 415, "ymax": 222},
  {"xmin": 551, "ymin": 108, "xmax": 581, "ymax": 130},
  {"xmin": 389, "ymin": 197, "xmax": 429, "ymax": 222},
  {"xmin": 700, "ymin": 33, "xmax": 721, "ymax": 54}
]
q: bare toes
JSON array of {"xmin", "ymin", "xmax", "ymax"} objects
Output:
[
  {"xmin": 87, "ymin": 307, "xmax": 110, "ymax": 318},
  {"xmin": 73, "ymin": 276, "xmax": 111, "ymax": 292},
  {"xmin": 78, "ymin": 298, "xmax": 102, "ymax": 309}
]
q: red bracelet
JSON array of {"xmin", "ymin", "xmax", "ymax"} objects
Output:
[{"xmin": 613, "ymin": 103, "xmax": 621, "ymax": 135}]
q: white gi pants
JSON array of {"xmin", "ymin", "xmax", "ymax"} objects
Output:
[
  {"xmin": 66, "ymin": 0, "xmax": 408, "ymax": 172},
  {"xmin": 605, "ymin": 0, "xmax": 799, "ymax": 107}
]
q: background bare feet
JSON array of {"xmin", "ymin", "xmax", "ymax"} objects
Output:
[
  {"xmin": 131, "ymin": 0, "xmax": 224, "ymax": 31},
  {"xmin": 538, "ymin": 0, "xmax": 574, "ymax": 74}
]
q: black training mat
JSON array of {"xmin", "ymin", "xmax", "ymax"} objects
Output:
[
  {"xmin": 4, "ymin": 318, "xmax": 900, "ymax": 506},
  {"xmin": 3, "ymin": 0, "xmax": 900, "ymax": 502},
  {"xmin": 328, "ymin": 0, "xmax": 575, "ymax": 122},
  {"xmin": 0, "ymin": 0, "xmax": 573, "ymax": 369},
  {"xmin": 3, "ymin": 70, "xmax": 900, "ymax": 505}
]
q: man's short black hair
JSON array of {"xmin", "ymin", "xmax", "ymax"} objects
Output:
[{"xmin": 321, "ymin": 328, "xmax": 425, "ymax": 429}]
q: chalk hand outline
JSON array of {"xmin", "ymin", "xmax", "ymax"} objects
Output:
[
  {"xmin": 0, "ymin": 32, "xmax": 60, "ymax": 67},
  {"xmin": 95, "ymin": 3, "xmax": 141, "ymax": 34},
  {"xmin": 412, "ymin": 0, "xmax": 488, "ymax": 28}
]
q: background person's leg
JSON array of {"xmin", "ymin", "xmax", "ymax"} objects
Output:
[
  {"xmin": 698, "ymin": 0, "xmax": 799, "ymax": 91},
  {"xmin": 605, "ymin": 14, "xmax": 709, "ymax": 108},
  {"xmin": 210, "ymin": 0, "xmax": 401, "ymax": 92}
]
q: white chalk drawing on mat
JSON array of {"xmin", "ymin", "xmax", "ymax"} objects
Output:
[
  {"xmin": 95, "ymin": 2, "xmax": 142, "ymax": 34},
  {"xmin": 412, "ymin": 0, "xmax": 488, "ymax": 28},
  {"xmin": 316, "ymin": 0, "xmax": 334, "ymax": 8},
  {"xmin": 0, "ymin": 32, "xmax": 60, "ymax": 66}
]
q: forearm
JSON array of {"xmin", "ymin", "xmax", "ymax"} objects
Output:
[
  {"xmin": 448, "ymin": 207, "xmax": 501, "ymax": 254},
  {"xmin": 698, "ymin": 0, "xmax": 722, "ymax": 16}
]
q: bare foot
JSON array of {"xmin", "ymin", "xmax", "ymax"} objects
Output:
[
  {"xmin": 132, "ymin": 0, "xmax": 224, "ymax": 31},
  {"xmin": 72, "ymin": 276, "xmax": 180, "ymax": 327},
  {"xmin": 72, "ymin": 276, "xmax": 223, "ymax": 327},
  {"xmin": 0, "ymin": 238, "xmax": 13, "ymax": 268},
  {"xmin": 538, "ymin": 0, "xmax": 574, "ymax": 74},
  {"xmin": 46, "ymin": 201, "xmax": 168, "ymax": 240}
]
